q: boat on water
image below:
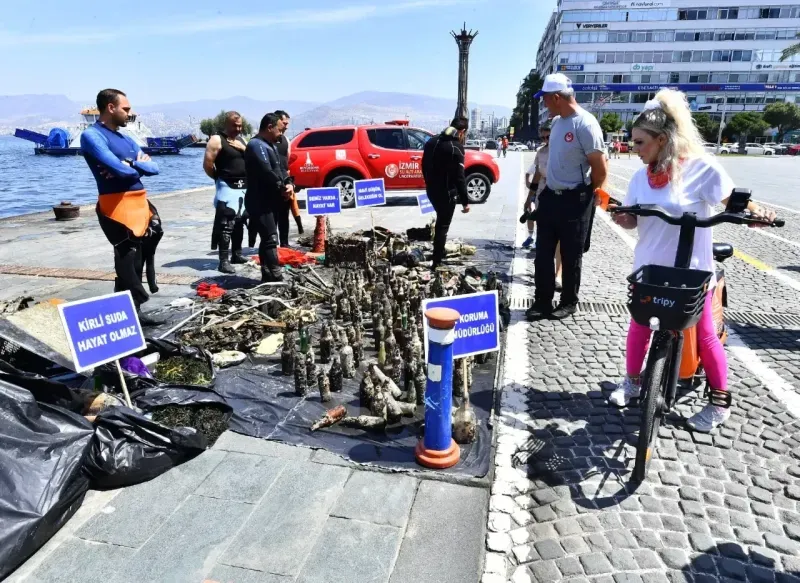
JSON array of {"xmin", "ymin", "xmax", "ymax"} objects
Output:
[{"xmin": 14, "ymin": 108, "xmax": 197, "ymax": 156}]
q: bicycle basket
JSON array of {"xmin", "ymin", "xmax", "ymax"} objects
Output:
[{"xmin": 627, "ymin": 265, "xmax": 712, "ymax": 331}]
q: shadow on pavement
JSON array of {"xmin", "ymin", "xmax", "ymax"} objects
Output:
[
  {"xmin": 510, "ymin": 382, "xmax": 711, "ymax": 510},
  {"xmin": 730, "ymin": 322, "xmax": 800, "ymax": 352},
  {"xmin": 681, "ymin": 542, "xmax": 800, "ymax": 582}
]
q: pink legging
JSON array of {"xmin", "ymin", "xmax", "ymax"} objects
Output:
[{"xmin": 626, "ymin": 290, "xmax": 727, "ymax": 390}]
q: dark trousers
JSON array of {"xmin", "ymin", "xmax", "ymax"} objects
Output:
[
  {"xmin": 113, "ymin": 240, "xmax": 149, "ymax": 308},
  {"xmin": 254, "ymin": 209, "xmax": 281, "ymax": 277},
  {"xmin": 430, "ymin": 195, "xmax": 456, "ymax": 267},
  {"xmin": 277, "ymin": 198, "xmax": 290, "ymax": 247},
  {"xmin": 213, "ymin": 200, "xmax": 245, "ymax": 252},
  {"xmin": 534, "ymin": 187, "xmax": 594, "ymax": 307}
]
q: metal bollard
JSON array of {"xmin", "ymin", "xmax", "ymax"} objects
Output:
[{"xmin": 415, "ymin": 307, "xmax": 461, "ymax": 469}]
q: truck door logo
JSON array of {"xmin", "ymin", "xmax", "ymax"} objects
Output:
[{"xmin": 385, "ymin": 164, "xmax": 399, "ymax": 178}]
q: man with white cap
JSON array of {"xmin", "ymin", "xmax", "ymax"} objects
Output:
[{"xmin": 526, "ymin": 72, "xmax": 608, "ymax": 321}]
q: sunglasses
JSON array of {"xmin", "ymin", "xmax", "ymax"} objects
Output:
[{"xmin": 540, "ymin": 135, "xmax": 550, "ymax": 140}]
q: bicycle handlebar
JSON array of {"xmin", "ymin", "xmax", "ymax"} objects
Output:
[{"xmin": 609, "ymin": 204, "xmax": 784, "ymax": 228}]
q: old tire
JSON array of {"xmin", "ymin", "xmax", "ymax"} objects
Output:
[
  {"xmin": 326, "ymin": 174, "xmax": 358, "ymax": 208},
  {"xmin": 466, "ymin": 172, "xmax": 491, "ymax": 204}
]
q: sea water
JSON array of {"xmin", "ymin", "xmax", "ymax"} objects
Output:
[{"xmin": 0, "ymin": 135, "xmax": 212, "ymax": 218}]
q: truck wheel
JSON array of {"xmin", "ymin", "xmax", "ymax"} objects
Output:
[
  {"xmin": 326, "ymin": 174, "xmax": 357, "ymax": 207},
  {"xmin": 466, "ymin": 172, "xmax": 491, "ymax": 204}
]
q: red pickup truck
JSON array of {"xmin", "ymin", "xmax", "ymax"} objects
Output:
[{"xmin": 288, "ymin": 121, "xmax": 501, "ymax": 206}]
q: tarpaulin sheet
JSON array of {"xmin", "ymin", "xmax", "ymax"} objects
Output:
[
  {"xmin": 150, "ymin": 237, "xmax": 513, "ymax": 478},
  {"xmin": 213, "ymin": 353, "xmax": 497, "ymax": 478}
]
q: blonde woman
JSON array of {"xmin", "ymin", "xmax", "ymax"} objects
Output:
[{"xmin": 608, "ymin": 89, "xmax": 775, "ymax": 433}]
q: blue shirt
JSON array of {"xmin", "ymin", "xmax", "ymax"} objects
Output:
[{"xmin": 80, "ymin": 122, "xmax": 159, "ymax": 195}]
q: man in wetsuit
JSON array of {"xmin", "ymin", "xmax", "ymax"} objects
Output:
[
  {"xmin": 80, "ymin": 88, "xmax": 163, "ymax": 325},
  {"xmin": 274, "ymin": 109, "xmax": 303, "ymax": 246},
  {"xmin": 421, "ymin": 116, "xmax": 471, "ymax": 269},
  {"xmin": 203, "ymin": 111, "xmax": 248, "ymax": 273},
  {"xmin": 245, "ymin": 112, "xmax": 293, "ymax": 282}
]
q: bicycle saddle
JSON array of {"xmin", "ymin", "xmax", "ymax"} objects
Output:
[{"xmin": 712, "ymin": 242, "xmax": 734, "ymax": 262}]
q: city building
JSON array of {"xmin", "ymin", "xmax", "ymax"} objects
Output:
[
  {"xmin": 470, "ymin": 106, "xmax": 482, "ymax": 130},
  {"xmin": 535, "ymin": 0, "xmax": 800, "ymax": 133}
]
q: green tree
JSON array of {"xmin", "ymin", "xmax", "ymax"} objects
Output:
[
  {"xmin": 781, "ymin": 32, "xmax": 800, "ymax": 62},
  {"xmin": 599, "ymin": 112, "xmax": 623, "ymax": 135},
  {"xmin": 511, "ymin": 71, "xmax": 544, "ymax": 140},
  {"xmin": 763, "ymin": 102, "xmax": 800, "ymax": 142},
  {"xmin": 691, "ymin": 112, "xmax": 720, "ymax": 143},
  {"xmin": 625, "ymin": 118, "xmax": 634, "ymax": 133},
  {"xmin": 199, "ymin": 110, "xmax": 254, "ymax": 139},
  {"xmin": 726, "ymin": 112, "xmax": 770, "ymax": 146}
]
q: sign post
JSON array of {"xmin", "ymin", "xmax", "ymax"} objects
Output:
[
  {"xmin": 422, "ymin": 290, "xmax": 501, "ymax": 360},
  {"xmin": 353, "ymin": 178, "xmax": 386, "ymax": 209},
  {"xmin": 417, "ymin": 193, "xmax": 435, "ymax": 216},
  {"xmin": 58, "ymin": 291, "xmax": 147, "ymax": 407},
  {"xmin": 305, "ymin": 187, "xmax": 342, "ymax": 216}
]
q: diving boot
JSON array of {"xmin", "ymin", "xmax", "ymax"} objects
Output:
[
  {"xmin": 261, "ymin": 267, "xmax": 284, "ymax": 283},
  {"xmin": 218, "ymin": 249, "xmax": 235, "ymax": 274},
  {"xmin": 231, "ymin": 249, "xmax": 247, "ymax": 265}
]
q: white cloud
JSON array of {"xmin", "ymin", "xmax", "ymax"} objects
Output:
[{"xmin": 0, "ymin": 0, "xmax": 474, "ymax": 47}]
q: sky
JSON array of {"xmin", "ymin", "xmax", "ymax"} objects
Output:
[{"xmin": 0, "ymin": 0, "xmax": 553, "ymax": 108}]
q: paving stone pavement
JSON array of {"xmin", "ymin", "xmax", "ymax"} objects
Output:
[{"xmin": 485, "ymin": 159, "xmax": 800, "ymax": 583}]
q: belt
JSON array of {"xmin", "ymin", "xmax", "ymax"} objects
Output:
[{"xmin": 548, "ymin": 185, "xmax": 589, "ymax": 196}]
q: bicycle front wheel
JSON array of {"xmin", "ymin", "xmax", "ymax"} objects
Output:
[{"xmin": 632, "ymin": 332, "xmax": 674, "ymax": 483}]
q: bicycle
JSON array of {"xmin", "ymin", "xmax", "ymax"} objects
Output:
[{"xmin": 609, "ymin": 188, "xmax": 784, "ymax": 483}]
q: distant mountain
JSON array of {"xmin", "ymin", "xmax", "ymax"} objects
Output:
[
  {"xmin": 0, "ymin": 92, "xmax": 513, "ymax": 137},
  {"xmin": 135, "ymin": 97, "xmax": 320, "ymax": 126}
]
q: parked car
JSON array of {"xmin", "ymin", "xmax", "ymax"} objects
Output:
[
  {"xmin": 508, "ymin": 142, "xmax": 529, "ymax": 151},
  {"xmin": 744, "ymin": 143, "xmax": 776, "ymax": 156},
  {"xmin": 485, "ymin": 139, "xmax": 499, "ymax": 151},
  {"xmin": 465, "ymin": 140, "xmax": 482, "ymax": 151},
  {"xmin": 289, "ymin": 120, "xmax": 501, "ymax": 206},
  {"xmin": 703, "ymin": 142, "xmax": 731, "ymax": 155},
  {"xmin": 764, "ymin": 142, "xmax": 791, "ymax": 155}
]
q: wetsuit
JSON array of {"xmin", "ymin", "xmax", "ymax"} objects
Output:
[
  {"xmin": 244, "ymin": 136, "xmax": 289, "ymax": 281},
  {"xmin": 212, "ymin": 134, "xmax": 248, "ymax": 270},
  {"xmin": 80, "ymin": 122, "xmax": 160, "ymax": 310},
  {"xmin": 274, "ymin": 135, "xmax": 292, "ymax": 246},
  {"xmin": 421, "ymin": 129, "xmax": 469, "ymax": 268}
]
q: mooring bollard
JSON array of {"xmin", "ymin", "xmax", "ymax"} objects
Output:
[{"xmin": 415, "ymin": 307, "xmax": 461, "ymax": 469}]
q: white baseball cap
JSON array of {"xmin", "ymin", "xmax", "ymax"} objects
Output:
[{"xmin": 534, "ymin": 73, "xmax": 573, "ymax": 99}]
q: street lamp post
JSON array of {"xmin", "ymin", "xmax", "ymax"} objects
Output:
[{"xmin": 451, "ymin": 23, "xmax": 478, "ymax": 121}]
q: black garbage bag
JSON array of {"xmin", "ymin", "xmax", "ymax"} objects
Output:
[
  {"xmin": 132, "ymin": 385, "xmax": 233, "ymax": 447},
  {"xmin": 97, "ymin": 338, "xmax": 216, "ymax": 394},
  {"xmin": 0, "ymin": 358, "xmax": 85, "ymax": 413},
  {"xmin": 83, "ymin": 407, "xmax": 207, "ymax": 490},
  {"xmin": 0, "ymin": 380, "xmax": 93, "ymax": 580},
  {"xmin": 391, "ymin": 248, "xmax": 426, "ymax": 268}
]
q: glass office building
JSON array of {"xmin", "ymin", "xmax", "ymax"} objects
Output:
[{"xmin": 535, "ymin": 0, "xmax": 800, "ymax": 128}]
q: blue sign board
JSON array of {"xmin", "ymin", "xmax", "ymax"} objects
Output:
[
  {"xmin": 558, "ymin": 64, "xmax": 584, "ymax": 72},
  {"xmin": 417, "ymin": 193, "xmax": 435, "ymax": 216},
  {"xmin": 306, "ymin": 187, "xmax": 341, "ymax": 216},
  {"xmin": 422, "ymin": 291, "xmax": 500, "ymax": 359},
  {"xmin": 58, "ymin": 291, "xmax": 146, "ymax": 372},
  {"xmin": 572, "ymin": 82, "xmax": 800, "ymax": 93},
  {"xmin": 354, "ymin": 178, "xmax": 386, "ymax": 208}
]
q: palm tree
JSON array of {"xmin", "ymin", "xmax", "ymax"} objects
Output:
[
  {"xmin": 780, "ymin": 33, "xmax": 800, "ymax": 61},
  {"xmin": 511, "ymin": 71, "xmax": 543, "ymax": 140}
]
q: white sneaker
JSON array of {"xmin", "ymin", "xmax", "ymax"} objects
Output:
[
  {"xmin": 609, "ymin": 376, "xmax": 641, "ymax": 407},
  {"xmin": 686, "ymin": 404, "xmax": 730, "ymax": 433}
]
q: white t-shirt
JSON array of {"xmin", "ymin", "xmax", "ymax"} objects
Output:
[
  {"xmin": 526, "ymin": 146, "xmax": 549, "ymax": 196},
  {"xmin": 623, "ymin": 156, "xmax": 734, "ymax": 281}
]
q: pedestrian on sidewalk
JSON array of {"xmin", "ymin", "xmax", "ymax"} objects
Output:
[
  {"xmin": 245, "ymin": 113, "xmax": 294, "ymax": 283},
  {"xmin": 608, "ymin": 88, "xmax": 776, "ymax": 433},
  {"xmin": 496, "ymin": 138, "xmax": 503, "ymax": 158},
  {"xmin": 526, "ymin": 73, "xmax": 608, "ymax": 321},
  {"xmin": 502, "ymin": 136, "xmax": 509, "ymax": 158},
  {"xmin": 203, "ymin": 111, "xmax": 248, "ymax": 274},
  {"xmin": 80, "ymin": 88, "xmax": 164, "ymax": 326},
  {"xmin": 421, "ymin": 117, "xmax": 471, "ymax": 269}
]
